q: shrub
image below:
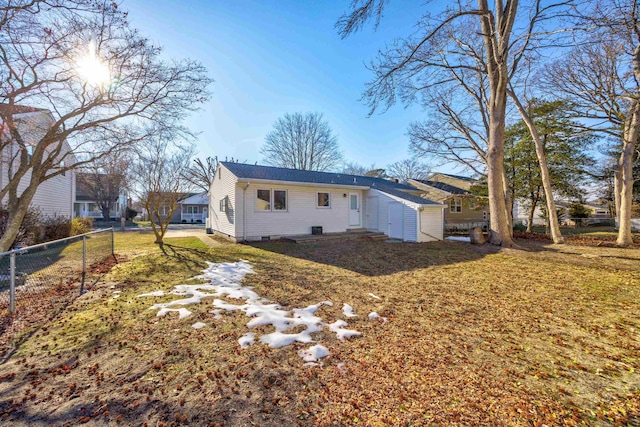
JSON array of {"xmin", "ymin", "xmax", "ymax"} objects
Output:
[
  {"xmin": 40, "ymin": 215, "xmax": 71, "ymax": 243},
  {"xmin": 513, "ymin": 222, "xmax": 527, "ymax": 232},
  {"xmin": 0, "ymin": 205, "xmax": 44, "ymax": 248},
  {"xmin": 125, "ymin": 207, "xmax": 138, "ymax": 221},
  {"xmin": 71, "ymin": 217, "xmax": 93, "ymax": 236}
]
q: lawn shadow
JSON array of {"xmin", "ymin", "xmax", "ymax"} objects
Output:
[{"xmin": 250, "ymin": 238, "xmax": 493, "ymax": 276}]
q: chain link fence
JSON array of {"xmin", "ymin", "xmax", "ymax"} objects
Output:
[{"xmin": 0, "ymin": 228, "xmax": 114, "ymax": 321}]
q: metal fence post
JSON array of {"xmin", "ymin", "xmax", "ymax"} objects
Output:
[
  {"xmin": 82, "ymin": 235, "xmax": 87, "ymax": 274},
  {"xmin": 9, "ymin": 251, "xmax": 15, "ymax": 314},
  {"xmin": 111, "ymin": 226, "xmax": 114, "ymax": 257}
]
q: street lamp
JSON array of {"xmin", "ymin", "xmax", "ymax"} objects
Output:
[{"xmin": 76, "ymin": 40, "xmax": 111, "ymax": 88}]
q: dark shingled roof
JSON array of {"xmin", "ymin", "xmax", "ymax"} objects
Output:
[
  {"xmin": 413, "ymin": 179, "xmax": 470, "ymax": 195},
  {"xmin": 221, "ymin": 162, "xmax": 440, "ymax": 205}
]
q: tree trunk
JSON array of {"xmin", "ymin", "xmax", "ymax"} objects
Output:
[
  {"xmin": 526, "ymin": 194, "xmax": 538, "ymax": 233},
  {"xmin": 0, "ymin": 183, "xmax": 40, "ymax": 252},
  {"xmin": 509, "ymin": 91, "xmax": 564, "ymax": 243},
  {"xmin": 616, "ymin": 100, "xmax": 639, "ymax": 247},
  {"xmin": 101, "ymin": 206, "xmax": 111, "ymax": 222}
]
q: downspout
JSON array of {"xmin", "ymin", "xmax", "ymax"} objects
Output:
[{"xmin": 239, "ymin": 182, "xmax": 250, "ymax": 242}]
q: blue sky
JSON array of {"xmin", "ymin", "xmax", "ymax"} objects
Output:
[{"xmin": 125, "ymin": 0, "xmax": 454, "ymax": 172}]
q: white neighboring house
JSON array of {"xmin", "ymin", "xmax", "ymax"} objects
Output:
[
  {"xmin": 207, "ymin": 162, "xmax": 445, "ymax": 242},
  {"xmin": 0, "ymin": 105, "xmax": 75, "ymax": 218},
  {"xmin": 178, "ymin": 192, "xmax": 208, "ymax": 223},
  {"xmin": 73, "ymin": 172, "xmax": 128, "ymax": 220}
]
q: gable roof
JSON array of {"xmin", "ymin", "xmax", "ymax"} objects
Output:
[
  {"xmin": 428, "ymin": 172, "xmax": 477, "ymax": 182},
  {"xmin": 221, "ymin": 162, "xmax": 440, "ymax": 205},
  {"xmin": 412, "ymin": 179, "xmax": 470, "ymax": 195}
]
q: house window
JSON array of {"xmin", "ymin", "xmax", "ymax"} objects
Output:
[
  {"xmin": 159, "ymin": 205, "xmax": 170, "ymax": 216},
  {"xmin": 449, "ymin": 198, "xmax": 462, "ymax": 213},
  {"xmin": 317, "ymin": 192, "xmax": 330, "ymax": 208},
  {"xmin": 219, "ymin": 197, "xmax": 228, "ymax": 212},
  {"xmin": 26, "ymin": 145, "xmax": 34, "ymax": 162},
  {"xmin": 256, "ymin": 189, "xmax": 287, "ymax": 211},
  {"xmin": 273, "ymin": 190, "xmax": 287, "ymax": 211},
  {"xmin": 186, "ymin": 206, "xmax": 199, "ymax": 214},
  {"xmin": 257, "ymin": 189, "xmax": 271, "ymax": 210},
  {"xmin": 60, "ymin": 160, "xmax": 65, "ymax": 176}
]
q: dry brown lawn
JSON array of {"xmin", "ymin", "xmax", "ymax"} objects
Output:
[{"xmin": 0, "ymin": 233, "xmax": 638, "ymax": 426}]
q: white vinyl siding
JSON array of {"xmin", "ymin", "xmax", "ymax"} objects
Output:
[
  {"xmin": 241, "ymin": 185, "xmax": 359, "ymax": 240},
  {"xmin": 417, "ymin": 206, "xmax": 444, "ymax": 242},
  {"xmin": 207, "ymin": 164, "xmax": 238, "ymax": 238},
  {"xmin": 1, "ymin": 111, "xmax": 75, "ymax": 219}
]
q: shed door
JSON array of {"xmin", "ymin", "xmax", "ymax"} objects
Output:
[
  {"xmin": 388, "ymin": 202, "xmax": 404, "ymax": 239},
  {"xmin": 366, "ymin": 197, "xmax": 379, "ymax": 230}
]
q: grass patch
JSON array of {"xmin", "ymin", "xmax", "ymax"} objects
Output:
[{"xmin": 0, "ymin": 233, "xmax": 638, "ymax": 426}]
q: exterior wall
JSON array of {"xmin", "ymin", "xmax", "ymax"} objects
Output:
[
  {"xmin": 1, "ymin": 111, "xmax": 75, "ymax": 218},
  {"xmin": 207, "ymin": 164, "xmax": 238, "ymax": 238},
  {"xmin": 366, "ymin": 189, "xmax": 419, "ymax": 242},
  {"xmin": 513, "ymin": 198, "xmax": 546, "ymax": 226},
  {"xmin": 417, "ymin": 206, "xmax": 444, "ymax": 242},
  {"xmin": 240, "ymin": 184, "xmax": 363, "ymax": 240},
  {"xmin": 444, "ymin": 196, "xmax": 488, "ymax": 224}
]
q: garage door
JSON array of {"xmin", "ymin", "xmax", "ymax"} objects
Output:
[{"xmin": 388, "ymin": 202, "xmax": 403, "ymax": 239}]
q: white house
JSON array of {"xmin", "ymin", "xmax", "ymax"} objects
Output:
[
  {"xmin": 74, "ymin": 172, "xmax": 128, "ymax": 220},
  {"xmin": 207, "ymin": 162, "xmax": 445, "ymax": 242},
  {"xmin": 0, "ymin": 105, "xmax": 75, "ymax": 218},
  {"xmin": 178, "ymin": 192, "xmax": 208, "ymax": 223}
]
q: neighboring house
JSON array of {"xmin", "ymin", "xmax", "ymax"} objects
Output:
[
  {"xmin": 74, "ymin": 172, "xmax": 128, "ymax": 220},
  {"xmin": 0, "ymin": 105, "xmax": 75, "ymax": 218},
  {"xmin": 408, "ymin": 173, "xmax": 488, "ymax": 229},
  {"xmin": 207, "ymin": 162, "xmax": 445, "ymax": 242},
  {"xmin": 178, "ymin": 192, "xmax": 208, "ymax": 223},
  {"xmin": 513, "ymin": 200, "xmax": 612, "ymax": 227}
]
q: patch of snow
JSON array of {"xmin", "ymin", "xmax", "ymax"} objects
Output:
[
  {"xmin": 137, "ymin": 290, "xmax": 165, "ymax": 298},
  {"xmin": 368, "ymin": 312, "xmax": 389, "ymax": 322},
  {"xmin": 238, "ymin": 332, "xmax": 255, "ymax": 348},
  {"xmin": 297, "ymin": 344, "xmax": 329, "ymax": 362},
  {"xmin": 368, "ymin": 293, "xmax": 381, "ymax": 299},
  {"xmin": 259, "ymin": 330, "xmax": 314, "ymax": 348},
  {"xmin": 342, "ymin": 303, "xmax": 357, "ymax": 318},
  {"xmin": 192, "ymin": 322, "xmax": 206, "ymax": 329},
  {"xmin": 156, "ymin": 307, "xmax": 192, "ymax": 319},
  {"xmin": 329, "ymin": 320, "xmax": 362, "ymax": 341},
  {"xmin": 138, "ymin": 260, "xmax": 362, "ymax": 363},
  {"xmin": 445, "ymin": 236, "xmax": 471, "ymax": 242}
]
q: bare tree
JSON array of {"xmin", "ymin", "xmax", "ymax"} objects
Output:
[
  {"xmin": 0, "ymin": 1, "xmax": 211, "ymax": 251},
  {"xmin": 261, "ymin": 112, "xmax": 342, "ymax": 171},
  {"xmin": 134, "ymin": 137, "xmax": 194, "ymax": 245},
  {"xmin": 182, "ymin": 156, "xmax": 217, "ymax": 193},
  {"xmin": 77, "ymin": 151, "xmax": 131, "ymax": 221},
  {"xmin": 337, "ymin": 1, "xmax": 574, "ymax": 247},
  {"xmin": 386, "ymin": 158, "xmax": 430, "ymax": 182},
  {"xmin": 546, "ymin": 0, "xmax": 640, "ymax": 246}
]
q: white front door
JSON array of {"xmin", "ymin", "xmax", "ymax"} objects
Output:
[
  {"xmin": 366, "ymin": 196, "xmax": 378, "ymax": 230},
  {"xmin": 388, "ymin": 202, "xmax": 403, "ymax": 239},
  {"xmin": 349, "ymin": 193, "xmax": 361, "ymax": 227}
]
